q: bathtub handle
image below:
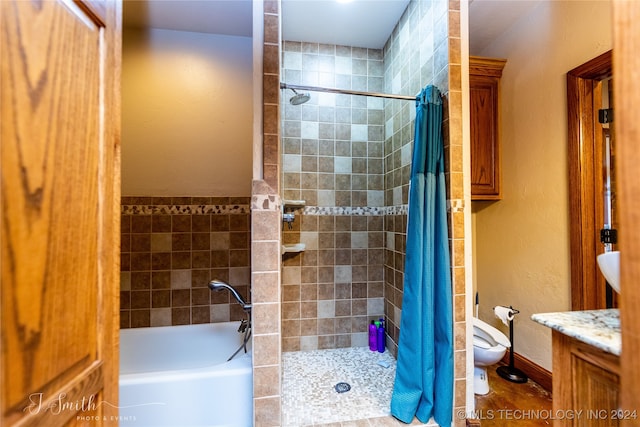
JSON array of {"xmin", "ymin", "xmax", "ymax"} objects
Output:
[{"xmin": 238, "ymin": 319, "xmax": 249, "ymax": 333}]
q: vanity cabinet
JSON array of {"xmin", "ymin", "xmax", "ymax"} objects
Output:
[
  {"xmin": 552, "ymin": 331, "xmax": 621, "ymax": 427},
  {"xmin": 470, "ymin": 56, "xmax": 506, "ymax": 200}
]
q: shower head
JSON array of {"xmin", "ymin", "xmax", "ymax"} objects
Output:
[{"xmin": 289, "ymin": 88, "xmax": 311, "ymax": 105}]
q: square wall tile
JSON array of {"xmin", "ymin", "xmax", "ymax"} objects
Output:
[{"xmin": 121, "ymin": 199, "xmax": 251, "ymax": 328}]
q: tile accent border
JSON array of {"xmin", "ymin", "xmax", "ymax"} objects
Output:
[
  {"xmin": 448, "ymin": 199, "xmax": 465, "ymax": 213},
  {"xmin": 284, "ymin": 205, "xmax": 409, "ymax": 216},
  {"xmin": 285, "ymin": 203, "xmax": 461, "ymax": 216},
  {"xmin": 252, "ymin": 194, "xmax": 281, "ymax": 211},
  {"xmin": 121, "ymin": 204, "xmax": 250, "ymax": 215},
  {"xmin": 301, "ymin": 206, "xmax": 393, "ymax": 216},
  {"xmin": 119, "ymin": 202, "xmax": 430, "ymax": 217}
]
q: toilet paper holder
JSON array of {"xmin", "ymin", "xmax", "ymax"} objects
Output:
[
  {"xmin": 494, "ymin": 305, "xmax": 519, "ymax": 325},
  {"xmin": 494, "ymin": 305, "xmax": 528, "ymax": 384}
]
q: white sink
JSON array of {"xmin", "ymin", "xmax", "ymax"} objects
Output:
[{"xmin": 597, "ymin": 251, "xmax": 620, "ymax": 294}]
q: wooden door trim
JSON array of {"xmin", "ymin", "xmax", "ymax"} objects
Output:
[
  {"xmin": 567, "ymin": 50, "xmax": 612, "ymax": 310},
  {"xmin": 98, "ymin": 0, "xmax": 123, "ymax": 421}
]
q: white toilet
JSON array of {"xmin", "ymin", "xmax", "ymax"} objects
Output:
[{"xmin": 472, "ymin": 317, "xmax": 511, "ymax": 395}]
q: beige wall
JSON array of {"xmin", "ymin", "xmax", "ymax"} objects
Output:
[
  {"xmin": 472, "ymin": 1, "xmax": 612, "ymax": 371},
  {"xmin": 122, "ymin": 28, "xmax": 253, "ymax": 197}
]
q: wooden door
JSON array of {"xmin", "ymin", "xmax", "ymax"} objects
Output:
[{"xmin": 1, "ymin": 1, "xmax": 121, "ymax": 426}]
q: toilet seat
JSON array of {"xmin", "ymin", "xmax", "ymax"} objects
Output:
[
  {"xmin": 472, "ymin": 317, "xmax": 511, "ymax": 349},
  {"xmin": 472, "ymin": 335, "xmax": 493, "ymax": 350}
]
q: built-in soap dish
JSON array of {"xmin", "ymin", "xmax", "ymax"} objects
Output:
[
  {"xmin": 283, "ymin": 199, "xmax": 305, "ymax": 207},
  {"xmin": 282, "ymin": 243, "xmax": 305, "ymax": 255}
]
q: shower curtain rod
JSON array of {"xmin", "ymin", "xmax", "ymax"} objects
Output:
[{"xmin": 280, "ymin": 83, "xmax": 417, "ymax": 101}]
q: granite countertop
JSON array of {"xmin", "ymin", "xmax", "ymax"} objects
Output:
[{"xmin": 531, "ymin": 309, "xmax": 620, "ymax": 356}]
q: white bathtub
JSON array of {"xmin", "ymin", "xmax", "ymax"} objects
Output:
[{"xmin": 119, "ymin": 322, "xmax": 253, "ymax": 427}]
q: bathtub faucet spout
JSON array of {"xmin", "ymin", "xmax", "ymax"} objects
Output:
[{"xmin": 208, "ymin": 279, "xmax": 252, "ymax": 312}]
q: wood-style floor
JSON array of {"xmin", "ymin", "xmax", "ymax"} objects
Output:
[{"xmin": 473, "ymin": 364, "xmax": 553, "ymax": 426}]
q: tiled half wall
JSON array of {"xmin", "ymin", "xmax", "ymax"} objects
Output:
[{"xmin": 120, "ymin": 196, "xmax": 251, "ymax": 328}]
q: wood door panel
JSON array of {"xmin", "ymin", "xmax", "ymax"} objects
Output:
[
  {"xmin": 1, "ymin": 0, "xmax": 121, "ymax": 426},
  {"xmin": 572, "ymin": 357, "xmax": 619, "ymax": 427},
  {"xmin": 470, "ymin": 79, "xmax": 498, "ymax": 188},
  {"xmin": 17, "ymin": 363, "xmax": 103, "ymax": 427}
]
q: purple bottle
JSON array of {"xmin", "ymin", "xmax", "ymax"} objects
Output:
[
  {"xmin": 369, "ymin": 321, "xmax": 377, "ymax": 351},
  {"xmin": 377, "ymin": 319, "xmax": 385, "ymax": 353}
]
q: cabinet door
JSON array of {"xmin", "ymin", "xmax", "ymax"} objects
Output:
[
  {"xmin": 1, "ymin": 1, "xmax": 121, "ymax": 426},
  {"xmin": 553, "ymin": 331, "xmax": 621, "ymax": 427},
  {"xmin": 470, "ymin": 74, "xmax": 501, "ymax": 199},
  {"xmin": 572, "ymin": 357, "xmax": 619, "ymax": 427}
]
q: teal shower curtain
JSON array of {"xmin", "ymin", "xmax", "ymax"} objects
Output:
[{"xmin": 390, "ymin": 85, "xmax": 453, "ymax": 426}]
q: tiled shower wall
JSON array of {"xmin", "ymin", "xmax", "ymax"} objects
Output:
[
  {"xmin": 279, "ymin": 0, "xmax": 467, "ymax": 422},
  {"xmin": 382, "ymin": 0, "xmax": 468, "ymax": 422},
  {"xmin": 382, "ymin": 0, "xmax": 453, "ymax": 352},
  {"xmin": 281, "ymin": 42, "xmax": 386, "ymax": 208},
  {"xmin": 257, "ymin": 0, "xmax": 466, "ymax": 424},
  {"xmin": 280, "ymin": 42, "xmax": 387, "ymax": 351},
  {"xmin": 120, "ymin": 196, "xmax": 251, "ymax": 328},
  {"xmin": 281, "ymin": 212, "xmax": 385, "ymax": 351}
]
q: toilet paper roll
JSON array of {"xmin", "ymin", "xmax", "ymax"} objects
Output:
[{"xmin": 494, "ymin": 306, "xmax": 515, "ymax": 326}]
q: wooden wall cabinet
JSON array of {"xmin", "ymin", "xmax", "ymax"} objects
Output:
[
  {"xmin": 470, "ymin": 56, "xmax": 506, "ymax": 200},
  {"xmin": 552, "ymin": 331, "xmax": 621, "ymax": 427}
]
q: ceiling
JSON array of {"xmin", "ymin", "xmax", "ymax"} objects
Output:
[
  {"xmin": 281, "ymin": 0, "xmax": 410, "ymax": 49},
  {"xmin": 123, "ymin": 0, "xmax": 253, "ymax": 37},
  {"xmin": 123, "ymin": 0, "xmax": 542, "ymax": 53},
  {"xmin": 468, "ymin": 0, "xmax": 542, "ymax": 54}
]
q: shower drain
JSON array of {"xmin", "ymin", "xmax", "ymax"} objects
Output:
[{"xmin": 334, "ymin": 382, "xmax": 351, "ymax": 393}]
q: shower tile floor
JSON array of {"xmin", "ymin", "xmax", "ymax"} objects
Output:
[{"xmin": 282, "ymin": 347, "xmax": 437, "ymax": 426}]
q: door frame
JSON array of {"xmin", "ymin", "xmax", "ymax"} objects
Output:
[
  {"xmin": 567, "ymin": 50, "xmax": 612, "ymax": 310},
  {"xmin": 614, "ymin": 0, "xmax": 640, "ymax": 413}
]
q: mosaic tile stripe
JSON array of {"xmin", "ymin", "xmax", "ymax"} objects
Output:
[
  {"xmin": 121, "ymin": 204, "xmax": 250, "ymax": 215},
  {"xmin": 295, "ymin": 202, "xmax": 460, "ymax": 216},
  {"xmin": 301, "ymin": 205, "xmax": 409, "ymax": 216},
  {"xmin": 447, "ymin": 199, "xmax": 465, "ymax": 213},
  {"xmin": 383, "ymin": 205, "xmax": 409, "ymax": 216},
  {"xmin": 251, "ymin": 194, "xmax": 280, "ymax": 211},
  {"xmin": 121, "ymin": 201, "xmax": 456, "ymax": 216}
]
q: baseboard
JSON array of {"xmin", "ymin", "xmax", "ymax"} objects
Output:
[{"xmin": 500, "ymin": 350, "xmax": 552, "ymax": 392}]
